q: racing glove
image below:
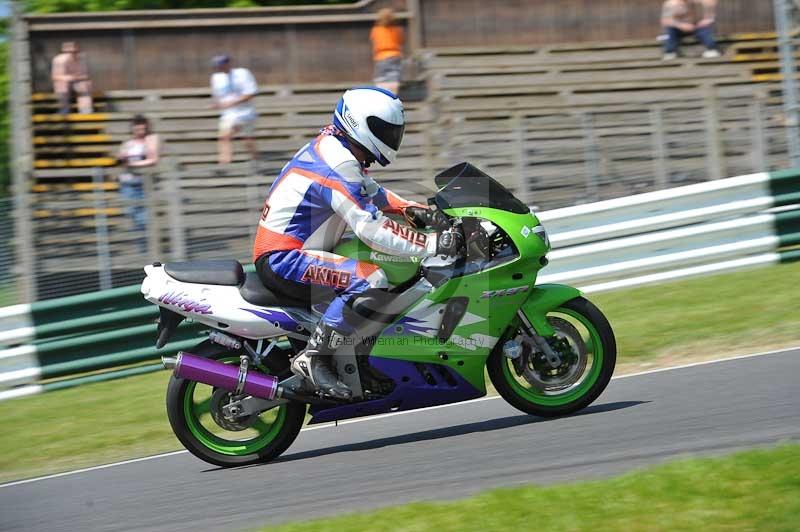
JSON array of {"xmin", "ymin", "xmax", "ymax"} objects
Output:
[
  {"xmin": 436, "ymin": 227, "xmax": 465, "ymax": 259},
  {"xmin": 465, "ymin": 227, "xmax": 492, "ymax": 260},
  {"xmin": 404, "ymin": 206, "xmax": 451, "ymax": 232}
]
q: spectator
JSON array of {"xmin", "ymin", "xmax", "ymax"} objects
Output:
[
  {"xmin": 210, "ymin": 54, "xmax": 259, "ymax": 165},
  {"xmin": 370, "ymin": 8, "xmax": 404, "ymax": 95},
  {"xmin": 117, "ymin": 115, "xmax": 160, "ymax": 250},
  {"xmin": 50, "ymin": 41, "xmax": 93, "ymax": 115},
  {"xmin": 661, "ymin": 0, "xmax": 720, "ymax": 60}
]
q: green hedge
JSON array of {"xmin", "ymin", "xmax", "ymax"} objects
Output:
[{"xmin": 24, "ymin": 0, "xmax": 355, "ymax": 12}]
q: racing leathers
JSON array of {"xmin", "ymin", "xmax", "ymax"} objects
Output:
[{"xmin": 252, "ymin": 126, "xmax": 437, "ymax": 335}]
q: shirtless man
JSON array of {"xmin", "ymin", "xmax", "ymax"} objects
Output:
[{"xmin": 51, "ymin": 42, "xmax": 93, "ymax": 114}]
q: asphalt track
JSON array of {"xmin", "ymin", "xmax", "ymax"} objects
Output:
[{"xmin": 1, "ymin": 349, "xmax": 799, "ymax": 532}]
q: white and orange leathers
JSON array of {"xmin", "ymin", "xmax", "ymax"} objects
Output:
[{"xmin": 252, "ymin": 128, "xmax": 436, "ymax": 332}]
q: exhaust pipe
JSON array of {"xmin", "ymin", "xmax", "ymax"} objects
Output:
[{"xmin": 162, "ymin": 352, "xmax": 280, "ymax": 400}]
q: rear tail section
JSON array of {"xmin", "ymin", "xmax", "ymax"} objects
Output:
[{"xmin": 141, "ymin": 263, "xmax": 308, "ymax": 340}]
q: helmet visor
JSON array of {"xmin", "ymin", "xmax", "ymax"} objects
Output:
[{"xmin": 367, "ymin": 115, "xmax": 405, "ymax": 151}]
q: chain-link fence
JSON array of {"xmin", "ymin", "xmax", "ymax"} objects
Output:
[
  {"xmin": 0, "ymin": 198, "xmax": 20, "ymax": 307},
  {"xmin": 7, "ymin": 94, "xmax": 799, "ymax": 303}
]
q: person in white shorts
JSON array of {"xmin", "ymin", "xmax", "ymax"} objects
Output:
[{"xmin": 210, "ymin": 54, "xmax": 259, "ymax": 165}]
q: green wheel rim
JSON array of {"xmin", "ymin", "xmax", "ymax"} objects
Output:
[
  {"xmin": 502, "ymin": 307, "xmax": 604, "ymax": 407},
  {"xmin": 182, "ymin": 357, "xmax": 288, "ymax": 456}
]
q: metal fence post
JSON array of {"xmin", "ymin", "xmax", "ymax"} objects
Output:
[
  {"xmin": 774, "ymin": 0, "xmax": 800, "ymax": 167},
  {"xmin": 92, "ymin": 168, "xmax": 113, "ymax": 290},
  {"xmin": 581, "ymin": 112, "xmax": 600, "ymax": 203},
  {"xmin": 422, "ymin": 100, "xmax": 437, "ymax": 191},
  {"xmin": 247, "ymin": 174, "xmax": 262, "ymax": 242},
  {"xmin": 751, "ymin": 98, "xmax": 767, "ymax": 173},
  {"xmin": 9, "ymin": 6, "xmax": 36, "ymax": 303},
  {"xmin": 703, "ymin": 85, "xmax": 724, "ymax": 181},
  {"xmin": 651, "ymin": 106, "xmax": 669, "ymax": 189},
  {"xmin": 407, "ymin": 0, "xmax": 424, "ymax": 53},
  {"xmin": 285, "ymin": 24, "xmax": 299, "ymax": 85},
  {"xmin": 512, "ymin": 112, "xmax": 528, "ymax": 202},
  {"xmin": 142, "ymin": 169, "xmax": 159, "ymax": 260},
  {"xmin": 166, "ymin": 165, "xmax": 187, "ymax": 261}
]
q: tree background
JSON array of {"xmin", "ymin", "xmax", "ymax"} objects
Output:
[
  {"xmin": 24, "ymin": 0, "xmax": 353, "ymax": 11},
  {"xmin": 0, "ymin": 0, "xmax": 356, "ymax": 196}
]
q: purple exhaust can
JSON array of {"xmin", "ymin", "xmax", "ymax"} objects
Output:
[{"xmin": 170, "ymin": 352, "xmax": 279, "ymax": 399}]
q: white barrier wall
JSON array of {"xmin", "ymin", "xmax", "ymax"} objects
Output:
[{"xmin": 0, "ymin": 169, "xmax": 798, "ymax": 399}]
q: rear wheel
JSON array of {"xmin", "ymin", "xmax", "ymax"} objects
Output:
[
  {"xmin": 166, "ymin": 353, "xmax": 305, "ymax": 467},
  {"xmin": 487, "ymin": 297, "xmax": 616, "ymax": 418}
]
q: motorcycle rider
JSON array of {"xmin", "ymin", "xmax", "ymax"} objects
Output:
[{"xmin": 253, "ymin": 87, "xmax": 464, "ymax": 399}]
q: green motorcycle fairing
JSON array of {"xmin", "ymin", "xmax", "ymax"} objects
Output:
[
  {"xmin": 334, "ymin": 194, "xmax": 576, "ymax": 394},
  {"xmin": 334, "ymin": 238, "xmax": 420, "ymax": 286}
]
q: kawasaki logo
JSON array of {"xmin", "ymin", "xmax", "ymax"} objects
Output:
[{"xmin": 370, "ymin": 251, "xmax": 415, "ymax": 263}]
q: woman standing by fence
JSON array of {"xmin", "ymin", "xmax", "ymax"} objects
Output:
[{"xmin": 116, "ymin": 115, "xmax": 160, "ymax": 251}]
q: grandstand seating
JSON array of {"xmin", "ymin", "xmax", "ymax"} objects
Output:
[
  {"xmin": 24, "ymin": 31, "xmax": 795, "ymax": 295},
  {"xmin": 420, "ymin": 33, "xmax": 791, "ymax": 206}
]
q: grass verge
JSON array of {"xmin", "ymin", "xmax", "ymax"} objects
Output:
[
  {"xmin": 261, "ymin": 444, "xmax": 800, "ymax": 532},
  {"xmin": 1, "ymin": 262, "xmax": 799, "ymax": 483},
  {"xmin": 0, "ymin": 282, "xmax": 18, "ymax": 307},
  {"xmin": 591, "ymin": 261, "xmax": 800, "ymax": 366}
]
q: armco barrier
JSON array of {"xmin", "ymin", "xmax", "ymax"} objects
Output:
[
  {"xmin": 537, "ymin": 169, "xmax": 800, "ymax": 290},
  {"xmin": 0, "ymin": 285, "xmax": 207, "ymax": 400},
  {"xmin": 1, "ymin": 168, "xmax": 798, "ymax": 400}
]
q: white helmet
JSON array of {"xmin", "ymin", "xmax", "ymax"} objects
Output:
[{"xmin": 333, "ymin": 87, "xmax": 405, "ymax": 166}]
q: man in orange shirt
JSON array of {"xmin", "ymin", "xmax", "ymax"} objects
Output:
[{"xmin": 369, "ymin": 8, "xmax": 404, "ymax": 95}]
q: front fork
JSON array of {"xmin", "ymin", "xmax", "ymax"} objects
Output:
[
  {"xmin": 511, "ymin": 284, "xmax": 582, "ymax": 369},
  {"xmin": 516, "ymin": 310, "xmax": 563, "ymax": 368}
]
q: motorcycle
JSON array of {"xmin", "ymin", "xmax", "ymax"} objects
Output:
[{"xmin": 142, "ymin": 162, "xmax": 616, "ymax": 467}]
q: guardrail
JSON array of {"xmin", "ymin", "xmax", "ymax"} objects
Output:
[
  {"xmin": 537, "ymin": 168, "xmax": 800, "ymax": 291},
  {"xmin": 1, "ymin": 168, "xmax": 798, "ymax": 401},
  {"xmin": 0, "ymin": 286, "xmax": 207, "ymax": 400}
]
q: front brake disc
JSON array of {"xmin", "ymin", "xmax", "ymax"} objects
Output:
[{"xmin": 522, "ymin": 317, "xmax": 588, "ymax": 392}]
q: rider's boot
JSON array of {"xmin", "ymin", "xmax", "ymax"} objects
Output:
[{"xmin": 291, "ymin": 323, "xmax": 352, "ymax": 400}]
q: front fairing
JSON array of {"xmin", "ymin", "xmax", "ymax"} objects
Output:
[
  {"xmin": 432, "ymin": 161, "xmax": 550, "ymax": 262},
  {"xmin": 444, "ymin": 206, "xmax": 549, "ymax": 262},
  {"xmin": 330, "ymin": 163, "xmax": 554, "ymax": 401}
]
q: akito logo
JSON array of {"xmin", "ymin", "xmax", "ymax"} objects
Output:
[
  {"xmin": 480, "ymin": 286, "xmax": 529, "ymax": 299},
  {"xmin": 301, "ymin": 265, "xmax": 352, "ymax": 289},
  {"xmin": 382, "ymin": 219, "xmax": 428, "ymax": 248},
  {"xmin": 370, "ymin": 251, "xmax": 414, "ymax": 263},
  {"xmin": 159, "ymin": 292, "xmax": 212, "ymax": 314}
]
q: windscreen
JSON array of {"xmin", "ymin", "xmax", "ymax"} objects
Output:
[{"xmin": 433, "ymin": 162, "xmax": 529, "ymax": 214}]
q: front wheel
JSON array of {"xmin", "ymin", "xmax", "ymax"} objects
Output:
[
  {"xmin": 487, "ymin": 297, "xmax": 616, "ymax": 418},
  {"xmin": 166, "ymin": 353, "xmax": 306, "ymax": 468}
]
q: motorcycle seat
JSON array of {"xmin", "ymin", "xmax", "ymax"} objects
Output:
[
  {"xmin": 164, "ymin": 260, "xmax": 245, "ymax": 286},
  {"xmin": 239, "ymin": 272, "xmax": 310, "ymax": 308}
]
